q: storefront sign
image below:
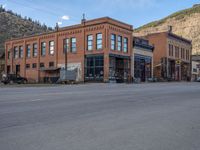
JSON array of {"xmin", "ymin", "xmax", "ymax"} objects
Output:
[{"xmin": 176, "ymin": 59, "xmax": 181, "ymax": 65}]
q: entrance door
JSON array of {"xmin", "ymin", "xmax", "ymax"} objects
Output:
[
  {"xmin": 7, "ymin": 66, "xmax": 11, "ymax": 74},
  {"xmin": 176, "ymin": 65, "xmax": 180, "ymax": 81},
  {"xmin": 140, "ymin": 59, "xmax": 146, "ymax": 82},
  {"xmin": 16, "ymin": 65, "xmax": 20, "ymax": 75}
]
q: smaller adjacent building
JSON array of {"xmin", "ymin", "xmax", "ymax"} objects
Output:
[
  {"xmin": 132, "ymin": 37, "xmax": 154, "ymax": 82},
  {"xmin": 145, "ymin": 29, "xmax": 192, "ymax": 81},
  {"xmin": 191, "ymin": 55, "xmax": 200, "ymax": 81},
  {"xmin": 191, "ymin": 61, "xmax": 200, "ymax": 81}
]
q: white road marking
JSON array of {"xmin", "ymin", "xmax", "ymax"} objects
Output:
[{"xmin": 30, "ymin": 99, "xmax": 42, "ymax": 102}]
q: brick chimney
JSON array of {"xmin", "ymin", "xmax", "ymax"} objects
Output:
[
  {"xmin": 55, "ymin": 23, "xmax": 59, "ymax": 31},
  {"xmin": 81, "ymin": 13, "xmax": 86, "ymax": 24}
]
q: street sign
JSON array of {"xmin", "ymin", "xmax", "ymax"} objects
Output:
[{"xmin": 176, "ymin": 59, "xmax": 181, "ymax": 65}]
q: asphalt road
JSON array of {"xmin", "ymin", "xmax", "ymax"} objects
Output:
[{"xmin": 0, "ymin": 82, "xmax": 200, "ymax": 150}]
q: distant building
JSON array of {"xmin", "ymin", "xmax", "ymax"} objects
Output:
[
  {"xmin": 132, "ymin": 37, "xmax": 154, "ymax": 82},
  {"xmin": 191, "ymin": 61, "xmax": 200, "ymax": 81},
  {"xmin": 192, "ymin": 55, "xmax": 200, "ymax": 62},
  {"xmin": 145, "ymin": 29, "xmax": 192, "ymax": 81},
  {"xmin": 191, "ymin": 55, "xmax": 200, "ymax": 81}
]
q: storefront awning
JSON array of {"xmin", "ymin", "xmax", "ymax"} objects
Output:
[
  {"xmin": 109, "ymin": 54, "xmax": 130, "ymax": 59},
  {"xmin": 40, "ymin": 67, "xmax": 60, "ymax": 71}
]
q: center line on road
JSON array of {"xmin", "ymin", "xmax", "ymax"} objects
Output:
[{"xmin": 30, "ymin": 99, "xmax": 42, "ymax": 102}]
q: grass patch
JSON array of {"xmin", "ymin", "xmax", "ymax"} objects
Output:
[{"xmin": 135, "ymin": 5, "xmax": 200, "ymax": 31}]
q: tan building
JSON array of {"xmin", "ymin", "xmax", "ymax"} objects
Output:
[{"xmin": 145, "ymin": 30, "xmax": 192, "ymax": 81}]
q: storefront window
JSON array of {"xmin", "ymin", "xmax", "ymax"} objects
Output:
[
  {"xmin": 134, "ymin": 54, "xmax": 152, "ymax": 82},
  {"xmin": 85, "ymin": 56, "xmax": 104, "ymax": 81}
]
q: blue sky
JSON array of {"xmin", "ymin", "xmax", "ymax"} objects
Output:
[{"xmin": 0, "ymin": 0, "xmax": 200, "ymax": 28}]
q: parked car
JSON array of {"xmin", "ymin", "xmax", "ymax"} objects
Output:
[
  {"xmin": 197, "ymin": 77, "xmax": 200, "ymax": 82},
  {"xmin": 1, "ymin": 74, "xmax": 27, "ymax": 84}
]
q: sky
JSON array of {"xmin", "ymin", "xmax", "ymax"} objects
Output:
[{"xmin": 0, "ymin": 0, "xmax": 200, "ymax": 29}]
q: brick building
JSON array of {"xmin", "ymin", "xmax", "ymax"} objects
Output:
[
  {"xmin": 145, "ymin": 29, "xmax": 192, "ymax": 81},
  {"xmin": 5, "ymin": 17, "xmax": 133, "ymax": 83}
]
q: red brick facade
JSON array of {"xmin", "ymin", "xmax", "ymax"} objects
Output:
[
  {"xmin": 5, "ymin": 17, "xmax": 133, "ymax": 83},
  {"xmin": 145, "ymin": 31, "xmax": 192, "ymax": 81}
]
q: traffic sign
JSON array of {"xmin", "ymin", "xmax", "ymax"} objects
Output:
[{"xmin": 176, "ymin": 59, "xmax": 181, "ymax": 65}]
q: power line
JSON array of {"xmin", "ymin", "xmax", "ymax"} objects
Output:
[
  {"xmin": 6, "ymin": 0, "xmax": 81, "ymax": 24},
  {"xmin": 7, "ymin": 0, "xmax": 61, "ymax": 17}
]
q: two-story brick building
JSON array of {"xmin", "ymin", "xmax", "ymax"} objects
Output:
[
  {"xmin": 5, "ymin": 17, "xmax": 133, "ymax": 83},
  {"xmin": 145, "ymin": 29, "xmax": 192, "ymax": 81}
]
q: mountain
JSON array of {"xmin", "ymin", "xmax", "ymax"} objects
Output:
[
  {"xmin": 134, "ymin": 4, "xmax": 200, "ymax": 55},
  {"xmin": 0, "ymin": 5, "xmax": 52, "ymax": 56}
]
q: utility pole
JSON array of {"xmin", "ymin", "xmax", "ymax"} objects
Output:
[{"xmin": 65, "ymin": 40, "xmax": 67, "ymax": 70}]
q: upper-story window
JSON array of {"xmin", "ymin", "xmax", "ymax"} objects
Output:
[
  {"xmin": 111, "ymin": 34, "xmax": 116, "ymax": 50},
  {"xmin": 175, "ymin": 46, "xmax": 179, "ymax": 58},
  {"xmin": 41, "ymin": 42, "xmax": 46, "ymax": 56},
  {"xmin": 123, "ymin": 37, "xmax": 128, "ymax": 53},
  {"xmin": 63, "ymin": 38, "xmax": 69, "ymax": 53},
  {"xmin": 181, "ymin": 48, "xmax": 185, "ymax": 59},
  {"xmin": 169, "ymin": 44, "xmax": 174, "ymax": 57},
  {"xmin": 185, "ymin": 50, "xmax": 188, "ymax": 60},
  {"xmin": 186, "ymin": 50, "xmax": 190, "ymax": 60},
  {"xmin": 117, "ymin": 36, "xmax": 122, "ymax": 51},
  {"xmin": 26, "ymin": 44, "xmax": 31, "ymax": 58},
  {"xmin": 14, "ymin": 47, "xmax": 18, "ymax": 59},
  {"xmin": 49, "ymin": 61, "xmax": 54, "ymax": 67},
  {"xmin": 19, "ymin": 46, "xmax": 23, "ymax": 58},
  {"xmin": 8, "ymin": 51, "xmax": 10, "ymax": 59},
  {"xmin": 26, "ymin": 64, "xmax": 30, "ymax": 69},
  {"xmin": 33, "ymin": 43, "xmax": 38, "ymax": 57},
  {"xmin": 40, "ymin": 63, "xmax": 45, "ymax": 68},
  {"xmin": 49, "ymin": 41, "xmax": 55, "ymax": 55},
  {"xmin": 87, "ymin": 35, "xmax": 93, "ymax": 51},
  {"xmin": 32, "ymin": 63, "xmax": 37, "ymax": 69},
  {"xmin": 71, "ymin": 38, "xmax": 76, "ymax": 53},
  {"xmin": 96, "ymin": 33, "xmax": 102, "ymax": 50}
]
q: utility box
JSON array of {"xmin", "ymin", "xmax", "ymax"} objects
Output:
[{"xmin": 59, "ymin": 68, "xmax": 77, "ymax": 83}]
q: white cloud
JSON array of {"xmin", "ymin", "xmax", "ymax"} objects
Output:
[
  {"xmin": 61, "ymin": 15, "xmax": 70, "ymax": 20},
  {"xmin": 57, "ymin": 21, "xmax": 62, "ymax": 25},
  {"xmin": 2, "ymin": 4, "xmax": 7, "ymax": 8}
]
